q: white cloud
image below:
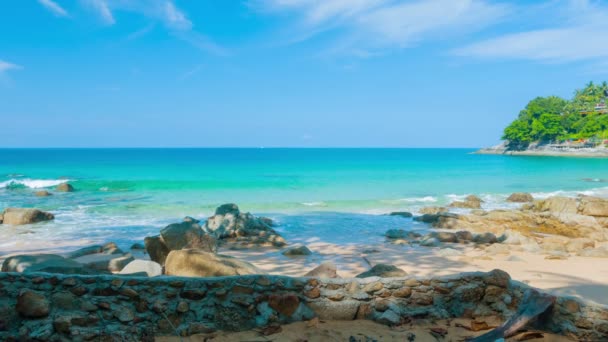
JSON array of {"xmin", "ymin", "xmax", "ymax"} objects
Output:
[
  {"xmin": 163, "ymin": 1, "xmax": 192, "ymax": 30},
  {"xmin": 0, "ymin": 60, "xmax": 22, "ymax": 74},
  {"xmin": 453, "ymin": 0, "xmax": 608, "ymax": 63},
  {"xmin": 254, "ymin": 0, "xmax": 511, "ymax": 55},
  {"xmin": 38, "ymin": 0, "xmax": 69, "ymax": 17},
  {"xmin": 85, "ymin": 0, "xmax": 115, "ymax": 24}
]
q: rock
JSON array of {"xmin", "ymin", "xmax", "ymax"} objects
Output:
[
  {"xmin": 466, "ymin": 195, "xmax": 484, "ymax": 203},
  {"xmin": 428, "ymin": 232, "xmax": 458, "ymax": 243},
  {"xmin": 144, "ymin": 235, "xmax": 170, "ymax": 265},
  {"xmin": 1, "ymin": 208, "xmax": 54, "ymax": 225},
  {"xmin": 268, "ymin": 294, "xmax": 300, "ymax": 316},
  {"xmin": 282, "ymin": 245, "xmax": 312, "ymax": 257},
  {"xmin": 215, "ymin": 203, "xmax": 240, "ymax": 216},
  {"xmin": 473, "ymin": 232, "xmax": 498, "ymax": 244},
  {"xmin": 419, "ymin": 206, "xmax": 448, "ymax": 215},
  {"xmin": 56, "ymin": 183, "xmax": 75, "ymax": 192},
  {"xmin": 73, "ymin": 253, "xmax": 134, "ymax": 272},
  {"xmin": 2, "ymin": 254, "xmax": 89, "ymax": 274},
  {"xmin": 160, "ymin": 221, "xmax": 217, "ymax": 252},
  {"xmin": 507, "ymin": 192, "xmax": 534, "ymax": 203},
  {"xmin": 119, "ymin": 260, "xmax": 162, "ymax": 277},
  {"xmin": 130, "ymin": 243, "xmax": 145, "ymax": 250},
  {"xmin": 67, "ymin": 245, "xmax": 103, "ymax": 259},
  {"xmin": 530, "ymin": 196, "xmax": 578, "ymax": 214},
  {"xmin": 578, "ymin": 196, "xmax": 608, "ymax": 217},
  {"xmin": 420, "ymin": 237, "xmax": 440, "ymax": 247},
  {"xmin": 389, "ymin": 211, "xmax": 413, "ymax": 218},
  {"xmin": 183, "ymin": 216, "xmax": 200, "ymax": 223},
  {"xmin": 577, "ymin": 246, "xmax": 608, "ymax": 258},
  {"xmin": 164, "ymin": 249, "xmax": 260, "ymax": 277},
  {"xmin": 378, "ymin": 309, "xmax": 401, "ymax": 325},
  {"xmin": 204, "ymin": 204, "xmax": 286, "ymax": 248},
  {"xmin": 449, "ymin": 195, "xmax": 483, "ymax": 209},
  {"xmin": 356, "ymin": 264, "xmax": 407, "ymax": 278},
  {"xmin": 307, "ymin": 300, "xmax": 360, "ymax": 320},
  {"xmin": 16, "ymin": 290, "xmax": 49, "ymax": 318},
  {"xmin": 385, "ymin": 229, "xmax": 420, "ymax": 240},
  {"xmin": 304, "ymin": 262, "xmax": 339, "ymax": 278},
  {"xmin": 545, "ymin": 254, "xmax": 568, "ymax": 260},
  {"xmin": 455, "ymin": 230, "xmax": 474, "ymax": 242},
  {"xmin": 34, "ymin": 190, "xmax": 52, "ymax": 197}
]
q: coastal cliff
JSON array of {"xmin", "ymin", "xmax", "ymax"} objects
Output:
[{"xmin": 476, "ymin": 142, "xmax": 608, "ymax": 157}]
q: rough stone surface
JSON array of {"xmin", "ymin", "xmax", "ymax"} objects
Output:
[
  {"xmin": 34, "ymin": 190, "xmax": 52, "ymax": 197},
  {"xmin": 144, "ymin": 235, "xmax": 170, "ymax": 265},
  {"xmin": 507, "ymin": 192, "xmax": 534, "ymax": 203},
  {"xmin": 303, "ymin": 262, "xmax": 339, "ymax": 278},
  {"xmin": 1, "ymin": 208, "xmax": 54, "ymax": 225},
  {"xmin": 388, "ymin": 211, "xmax": 413, "ymax": 218},
  {"xmin": 282, "ymin": 245, "xmax": 312, "ymax": 257},
  {"xmin": 16, "ymin": 290, "xmax": 49, "ymax": 318},
  {"xmin": 55, "ymin": 183, "xmax": 75, "ymax": 192},
  {"xmin": 119, "ymin": 260, "xmax": 163, "ymax": 277},
  {"xmin": 2, "ymin": 254, "xmax": 89, "ymax": 274},
  {"xmin": 164, "ymin": 249, "xmax": 260, "ymax": 277},
  {"xmin": 160, "ymin": 221, "xmax": 216, "ymax": 252},
  {"xmin": 356, "ymin": 264, "xmax": 407, "ymax": 278}
]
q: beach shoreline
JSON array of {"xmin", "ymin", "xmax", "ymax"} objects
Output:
[{"xmin": 476, "ymin": 143, "xmax": 608, "ymax": 158}]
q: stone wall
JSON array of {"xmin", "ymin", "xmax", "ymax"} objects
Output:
[{"xmin": 0, "ymin": 270, "xmax": 606, "ymax": 341}]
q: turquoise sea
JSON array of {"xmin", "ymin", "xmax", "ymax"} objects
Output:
[{"xmin": 2, "ymin": 148, "xmax": 608, "ymax": 254}]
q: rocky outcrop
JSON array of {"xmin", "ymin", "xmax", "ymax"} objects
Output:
[
  {"xmin": 1, "ymin": 254, "xmax": 93, "ymax": 274},
  {"xmin": 164, "ymin": 249, "xmax": 260, "ymax": 277},
  {"xmin": 204, "ymin": 203, "xmax": 286, "ymax": 248},
  {"xmin": 160, "ymin": 221, "xmax": 217, "ymax": 252},
  {"xmin": 55, "ymin": 183, "xmax": 74, "ymax": 192},
  {"xmin": 356, "ymin": 264, "xmax": 407, "ymax": 278},
  {"xmin": 507, "ymin": 192, "xmax": 534, "ymax": 203},
  {"xmin": 388, "ymin": 211, "xmax": 413, "ymax": 218},
  {"xmin": 1, "ymin": 208, "xmax": 54, "ymax": 225},
  {"xmin": 34, "ymin": 190, "xmax": 52, "ymax": 197},
  {"xmin": 449, "ymin": 195, "xmax": 483, "ymax": 209},
  {"xmin": 144, "ymin": 235, "xmax": 170, "ymax": 265},
  {"xmin": 282, "ymin": 245, "xmax": 312, "ymax": 257},
  {"xmin": 418, "ymin": 206, "xmax": 447, "ymax": 215},
  {"xmin": 0, "ymin": 270, "xmax": 606, "ymax": 340}
]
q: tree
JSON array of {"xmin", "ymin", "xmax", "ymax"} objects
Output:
[{"xmin": 502, "ymin": 119, "xmax": 532, "ymax": 149}]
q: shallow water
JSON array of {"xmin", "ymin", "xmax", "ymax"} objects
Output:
[{"xmin": 1, "ymin": 148, "xmax": 608, "ymax": 253}]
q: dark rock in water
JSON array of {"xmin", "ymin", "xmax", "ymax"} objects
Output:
[
  {"xmin": 56, "ymin": 183, "xmax": 75, "ymax": 192},
  {"xmin": 507, "ymin": 192, "xmax": 534, "ymax": 203},
  {"xmin": 144, "ymin": 235, "xmax": 170, "ymax": 265},
  {"xmin": 215, "ymin": 203, "xmax": 240, "ymax": 216},
  {"xmin": 389, "ymin": 211, "xmax": 413, "ymax": 218},
  {"xmin": 303, "ymin": 262, "xmax": 339, "ymax": 278},
  {"xmin": 73, "ymin": 253, "xmax": 134, "ymax": 272},
  {"xmin": 68, "ymin": 245, "xmax": 103, "ymax": 259},
  {"xmin": 160, "ymin": 221, "xmax": 216, "ymax": 252},
  {"xmin": 2, "ymin": 254, "xmax": 88, "ymax": 274},
  {"xmin": 356, "ymin": 264, "xmax": 407, "ymax": 278},
  {"xmin": 428, "ymin": 232, "xmax": 458, "ymax": 243},
  {"xmin": 413, "ymin": 214, "xmax": 440, "ymax": 223},
  {"xmin": 385, "ymin": 229, "xmax": 421, "ymax": 240},
  {"xmin": 16, "ymin": 290, "xmax": 49, "ymax": 318},
  {"xmin": 455, "ymin": 230, "xmax": 474, "ymax": 242},
  {"xmin": 183, "ymin": 216, "xmax": 200, "ymax": 223},
  {"xmin": 130, "ymin": 243, "xmax": 145, "ymax": 250},
  {"xmin": 1, "ymin": 208, "xmax": 54, "ymax": 225},
  {"xmin": 34, "ymin": 190, "xmax": 52, "ymax": 197},
  {"xmin": 164, "ymin": 249, "xmax": 259, "ymax": 277},
  {"xmin": 259, "ymin": 216, "xmax": 276, "ymax": 227},
  {"xmin": 419, "ymin": 206, "xmax": 447, "ymax": 215},
  {"xmin": 204, "ymin": 203, "xmax": 286, "ymax": 248},
  {"xmin": 282, "ymin": 245, "xmax": 312, "ymax": 257}
]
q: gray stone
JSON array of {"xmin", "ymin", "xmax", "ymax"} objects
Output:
[
  {"xmin": 2, "ymin": 254, "xmax": 88, "ymax": 274},
  {"xmin": 68, "ymin": 245, "xmax": 103, "ymax": 259},
  {"xmin": 389, "ymin": 211, "xmax": 413, "ymax": 218},
  {"xmin": 16, "ymin": 290, "xmax": 49, "ymax": 318},
  {"xmin": 507, "ymin": 192, "xmax": 534, "ymax": 203},
  {"xmin": 56, "ymin": 183, "xmax": 74, "ymax": 192},
  {"xmin": 1, "ymin": 208, "xmax": 54, "ymax": 225},
  {"xmin": 282, "ymin": 245, "xmax": 312, "ymax": 257},
  {"xmin": 377, "ymin": 309, "xmax": 401, "ymax": 325},
  {"xmin": 356, "ymin": 264, "xmax": 407, "ymax": 278},
  {"xmin": 307, "ymin": 300, "xmax": 360, "ymax": 320},
  {"xmin": 420, "ymin": 237, "xmax": 440, "ymax": 247},
  {"xmin": 303, "ymin": 262, "xmax": 339, "ymax": 278},
  {"xmin": 473, "ymin": 232, "xmax": 498, "ymax": 244},
  {"xmin": 160, "ymin": 221, "xmax": 217, "ymax": 252},
  {"xmin": 34, "ymin": 190, "xmax": 52, "ymax": 197},
  {"xmin": 145, "ymin": 235, "xmax": 170, "ymax": 265},
  {"xmin": 215, "ymin": 203, "xmax": 240, "ymax": 216}
]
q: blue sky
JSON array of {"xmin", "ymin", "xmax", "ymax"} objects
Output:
[{"xmin": 1, "ymin": 0, "xmax": 608, "ymax": 147}]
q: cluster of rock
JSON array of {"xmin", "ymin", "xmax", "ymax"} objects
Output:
[
  {"xmin": 34, "ymin": 183, "xmax": 75, "ymax": 197},
  {"xmin": 0, "ymin": 208, "xmax": 55, "ymax": 225},
  {"xmin": 0, "ymin": 270, "xmax": 606, "ymax": 340},
  {"xmin": 385, "ymin": 229, "xmax": 500, "ymax": 248},
  {"xmin": 414, "ymin": 194, "xmax": 608, "ymax": 258},
  {"xmin": 449, "ymin": 195, "xmax": 484, "ymax": 209}
]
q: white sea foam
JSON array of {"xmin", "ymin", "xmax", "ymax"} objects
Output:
[
  {"xmin": 0, "ymin": 178, "xmax": 69, "ymax": 189},
  {"xmin": 397, "ymin": 196, "xmax": 437, "ymax": 203},
  {"xmin": 301, "ymin": 202, "xmax": 328, "ymax": 207}
]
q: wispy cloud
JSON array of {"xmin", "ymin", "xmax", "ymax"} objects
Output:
[
  {"xmin": 85, "ymin": 0, "xmax": 115, "ymax": 24},
  {"xmin": 453, "ymin": 0, "xmax": 608, "ymax": 63},
  {"xmin": 0, "ymin": 60, "xmax": 22, "ymax": 74},
  {"xmin": 38, "ymin": 0, "xmax": 69, "ymax": 17},
  {"xmin": 254, "ymin": 0, "xmax": 511, "ymax": 56}
]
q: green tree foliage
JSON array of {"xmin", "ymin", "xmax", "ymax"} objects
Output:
[{"xmin": 502, "ymin": 82, "xmax": 608, "ymax": 149}]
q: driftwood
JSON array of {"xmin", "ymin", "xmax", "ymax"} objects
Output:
[{"xmin": 471, "ymin": 289, "xmax": 556, "ymax": 342}]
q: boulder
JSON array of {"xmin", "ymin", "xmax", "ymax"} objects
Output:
[
  {"xmin": 144, "ymin": 235, "xmax": 170, "ymax": 265},
  {"xmin": 160, "ymin": 221, "xmax": 216, "ymax": 252},
  {"xmin": 389, "ymin": 211, "xmax": 413, "ymax": 218},
  {"xmin": 34, "ymin": 190, "xmax": 52, "ymax": 197},
  {"xmin": 73, "ymin": 253, "xmax": 134, "ymax": 272},
  {"xmin": 67, "ymin": 245, "xmax": 103, "ymax": 259},
  {"xmin": 16, "ymin": 290, "xmax": 49, "ymax": 318},
  {"xmin": 130, "ymin": 243, "xmax": 145, "ymax": 250},
  {"xmin": 449, "ymin": 195, "xmax": 482, "ymax": 209},
  {"xmin": 356, "ymin": 264, "xmax": 407, "ymax": 278},
  {"xmin": 119, "ymin": 260, "xmax": 162, "ymax": 277},
  {"xmin": 2, "ymin": 254, "xmax": 90, "ymax": 274},
  {"xmin": 282, "ymin": 245, "xmax": 312, "ymax": 257},
  {"xmin": 507, "ymin": 192, "xmax": 534, "ymax": 203},
  {"xmin": 56, "ymin": 183, "xmax": 74, "ymax": 192},
  {"xmin": 473, "ymin": 232, "xmax": 498, "ymax": 244},
  {"xmin": 578, "ymin": 196, "xmax": 608, "ymax": 217},
  {"xmin": 577, "ymin": 246, "xmax": 608, "ymax": 258},
  {"xmin": 1, "ymin": 208, "xmax": 54, "ymax": 225},
  {"xmin": 420, "ymin": 237, "xmax": 440, "ymax": 247},
  {"xmin": 530, "ymin": 196, "xmax": 578, "ymax": 214},
  {"xmin": 164, "ymin": 249, "xmax": 260, "ymax": 277},
  {"xmin": 455, "ymin": 230, "xmax": 474, "ymax": 242},
  {"xmin": 428, "ymin": 232, "xmax": 457, "ymax": 243},
  {"xmin": 303, "ymin": 262, "xmax": 339, "ymax": 278},
  {"xmin": 418, "ymin": 206, "xmax": 448, "ymax": 215},
  {"xmin": 385, "ymin": 229, "xmax": 421, "ymax": 240},
  {"xmin": 183, "ymin": 216, "xmax": 200, "ymax": 223},
  {"xmin": 204, "ymin": 204, "xmax": 286, "ymax": 248}
]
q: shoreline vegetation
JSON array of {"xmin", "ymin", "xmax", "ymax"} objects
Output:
[
  {"xmin": 1, "ymin": 183, "xmax": 608, "ymax": 339},
  {"xmin": 478, "ymin": 82, "xmax": 608, "ymax": 157}
]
